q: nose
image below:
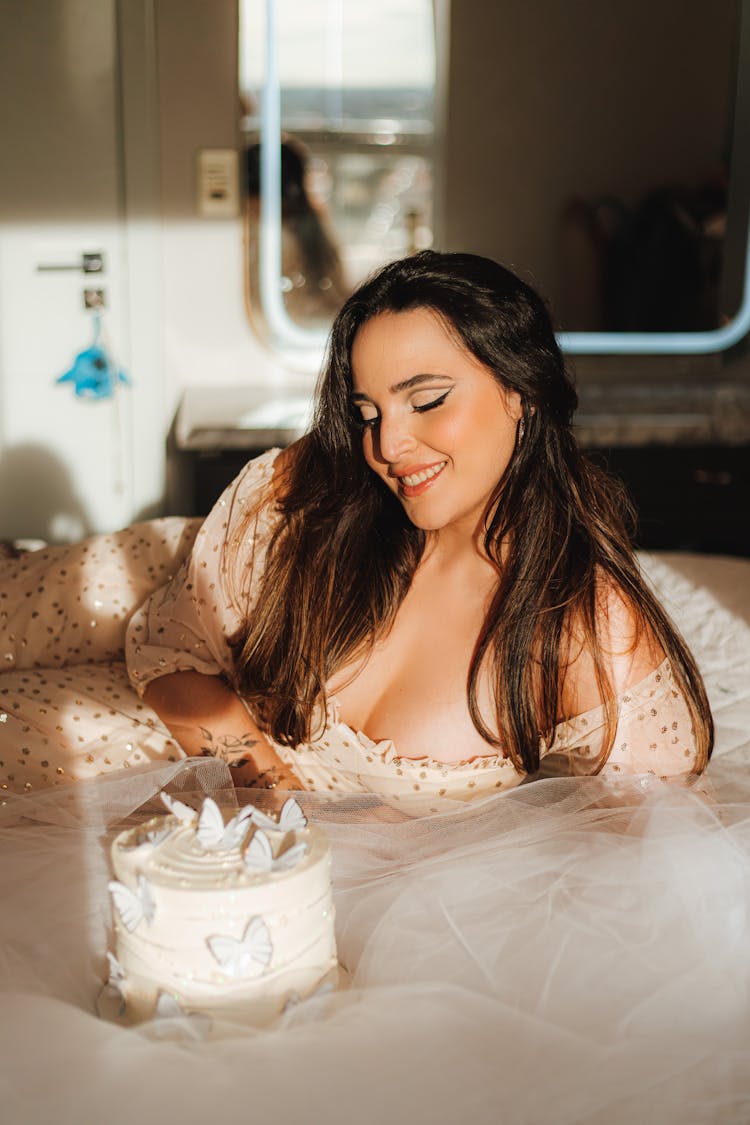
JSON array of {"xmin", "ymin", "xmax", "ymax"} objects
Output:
[{"xmin": 373, "ymin": 412, "xmax": 417, "ymax": 464}]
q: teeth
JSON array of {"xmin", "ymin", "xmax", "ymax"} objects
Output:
[{"xmin": 401, "ymin": 462, "xmax": 446, "ymax": 487}]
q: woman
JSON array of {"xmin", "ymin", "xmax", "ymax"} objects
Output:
[
  {"xmin": 244, "ymin": 139, "xmax": 350, "ymax": 327},
  {"xmin": 1, "ymin": 255, "xmax": 746, "ymax": 1124},
  {"xmin": 126, "ymin": 251, "xmax": 712, "ymax": 812}
]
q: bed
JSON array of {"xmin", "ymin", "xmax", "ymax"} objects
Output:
[{"xmin": 1, "ymin": 550, "xmax": 749, "ymax": 1125}]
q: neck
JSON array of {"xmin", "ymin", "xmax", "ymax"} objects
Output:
[{"xmin": 424, "ymin": 520, "xmax": 503, "ymax": 575}]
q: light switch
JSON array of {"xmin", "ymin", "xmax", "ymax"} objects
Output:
[{"xmin": 197, "ymin": 149, "xmax": 240, "ymax": 218}]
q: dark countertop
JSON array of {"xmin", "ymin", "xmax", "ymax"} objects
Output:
[{"xmin": 175, "ymin": 378, "xmax": 750, "ymax": 452}]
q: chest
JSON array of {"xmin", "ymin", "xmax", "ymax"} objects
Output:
[{"xmin": 327, "ymin": 562, "xmax": 500, "ymax": 762}]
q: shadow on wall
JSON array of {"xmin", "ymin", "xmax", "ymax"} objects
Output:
[{"xmin": 0, "ymin": 443, "xmax": 92, "ymax": 544}]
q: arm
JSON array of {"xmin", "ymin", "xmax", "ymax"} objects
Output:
[
  {"xmin": 560, "ymin": 583, "xmax": 665, "ymax": 720},
  {"xmin": 144, "ymin": 670, "xmax": 300, "ymax": 790},
  {"xmin": 559, "ymin": 581, "xmax": 700, "ymax": 780},
  {"xmin": 126, "ymin": 450, "xmax": 301, "ymax": 789}
]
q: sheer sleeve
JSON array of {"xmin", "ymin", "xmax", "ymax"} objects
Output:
[
  {"xmin": 598, "ymin": 661, "xmax": 699, "ymax": 779},
  {"xmin": 544, "ymin": 659, "xmax": 700, "ymax": 781},
  {"xmin": 125, "ymin": 448, "xmax": 282, "ymax": 695}
]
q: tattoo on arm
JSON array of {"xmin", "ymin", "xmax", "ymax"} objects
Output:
[
  {"xmin": 245, "ymin": 766, "xmax": 288, "ymax": 790},
  {"xmin": 198, "ymin": 727, "xmax": 259, "ymax": 767}
]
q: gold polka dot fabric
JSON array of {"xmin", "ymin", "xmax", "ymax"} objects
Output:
[
  {"xmin": 542, "ymin": 658, "xmax": 699, "ymax": 780},
  {"xmin": 126, "ymin": 450, "xmax": 280, "ymax": 693},
  {"xmin": 266, "ymin": 697, "xmax": 526, "ymax": 814},
  {"xmin": 0, "ymin": 518, "xmax": 200, "ymax": 793},
  {"xmin": 0, "ymin": 662, "xmax": 185, "ymax": 791}
]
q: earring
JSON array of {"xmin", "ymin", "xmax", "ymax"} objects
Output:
[{"xmin": 517, "ymin": 417, "xmax": 526, "ymax": 445}]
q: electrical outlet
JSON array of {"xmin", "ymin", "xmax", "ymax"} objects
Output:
[{"xmin": 197, "ymin": 149, "xmax": 240, "ymax": 218}]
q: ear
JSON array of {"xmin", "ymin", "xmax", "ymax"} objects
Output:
[{"xmin": 504, "ymin": 389, "xmax": 524, "ymax": 422}]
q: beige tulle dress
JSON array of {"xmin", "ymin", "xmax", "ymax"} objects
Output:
[{"xmin": 1, "ymin": 449, "xmax": 698, "ymax": 808}]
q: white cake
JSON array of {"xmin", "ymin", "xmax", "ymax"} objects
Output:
[{"xmin": 102, "ymin": 794, "xmax": 338, "ymax": 1029}]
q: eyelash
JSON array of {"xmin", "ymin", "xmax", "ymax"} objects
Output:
[
  {"xmin": 355, "ymin": 389, "xmax": 451, "ymax": 430},
  {"xmin": 414, "ymin": 389, "xmax": 451, "ymax": 414}
]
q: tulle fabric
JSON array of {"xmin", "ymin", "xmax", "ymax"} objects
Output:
[
  {"xmin": 1, "ymin": 552, "xmax": 749, "ymax": 1124},
  {"xmin": 2, "ymin": 754, "xmax": 750, "ymax": 1124}
]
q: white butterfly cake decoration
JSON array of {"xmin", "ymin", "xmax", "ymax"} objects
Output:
[
  {"xmin": 108, "ymin": 873, "xmax": 155, "ymax": 931},
  {"xmin": 95, "ymin": 951, "xmax": 128, "ymax": 1021},
  {"xmin": 250, "ymin": 797, "xmax": 308, "ymax": 834},
  {"xmin": 281, "ymin": 975, "xmax": 337, "ymax": 1029},
  {"xmin": 154, "ymin": 991, "xmax": 187, "ymax": 1020},
  {"xmin": 146, "ymin": 992, "xmax": 214, "ymax": 1040},
  {"xmin": 244, "ymin": 829, "xmax": 308, "ymax": 873},
  {"xmin": 160, "ymin": 792, "xmax": 199, "ymax": 823},
  {"xmin": 106, "ymin": 950, "xmax": 125, "ymax": 985},
  {"xmin": 207, "ymin": 916, "xmax": 273, "ymax": 980},
  {"xmin": 196, "ymin": 797, "xmax": 254, "ymax": 851}
]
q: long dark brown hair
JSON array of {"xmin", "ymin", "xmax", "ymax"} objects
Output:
[
  {"xmin": 231, "ymin": 250, "xmax": 713, "ymax": 774},
  {"xmin": 245, "ymin": 140, "xmax": 347, "ymax": 297}
]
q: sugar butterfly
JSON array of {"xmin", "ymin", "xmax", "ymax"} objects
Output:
[
  {"xmin": 161, "ymin": 793, "xmax": 198, "ymax": 823},
  {"xmin": 196, "ymin": 798, "xmax": 254, "ymax": 851},
  {"xmin": 96, "ymin": 953, "xmax": 127, "ymax": 1021},
  {"xmin": 244, "ymin": 830, "xmax": 308, "ymax": 874},
  {"xmin": 207, "ymin": 916, "xmax": 273, "ymax": 979},
  {"xmin": 152, "ymin": 992, "xmax": 212, "ymax": 1040},
  {"xmin": 250, "ymin": 798, "xmax": 308, "ymax": 834},
  {"xmin": 281, "ymin": 976, "xmax": 336, "ymax": 1030},
  {"xmin": 108, "ymin": 874, "xmax": 155, "ymax": 931},
  {"xmin": 106, "ymin": 951, "xmax": 125, "ymax": 985}
]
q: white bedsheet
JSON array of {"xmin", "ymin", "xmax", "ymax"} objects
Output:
[{"xmin": 1, "ymin": 552, "xmax": 749, "ymax": 1125}]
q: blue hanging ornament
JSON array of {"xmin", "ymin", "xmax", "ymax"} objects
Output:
[{"xmin": 56, "ymin": 310, "xmax": 130, "ymax": 400}]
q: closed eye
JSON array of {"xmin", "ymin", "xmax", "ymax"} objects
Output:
[
  {"xmin": 352, "ymin": 387, "xmax": 452, "ymax": 429},
  {"xmin": 413, "ymin": 389, "xmax": 451, "ymax": 413},
  {"xmin": 352, "ymin": 407, "xmax": 379, "ymax": 430}
]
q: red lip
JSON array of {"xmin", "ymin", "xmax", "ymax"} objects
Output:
[
  {"xmin": 395, "ymin": 461, "xmax": 447, "ymax": 498},
  {"xmin": 392, "ymin": 461, "xmax": 446, "ymax": 480}
]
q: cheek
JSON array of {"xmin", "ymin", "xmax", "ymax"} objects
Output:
[
  {"xmin": 361, "ymin": 431, "xmax": 380, "ymax": 474},
  {"xmin": 451, "ymin": 400, "xmax": 519, "ymax": 474},
  {"xmin": 429, "ymin": 398, "xmax": 496, "ymax": 452}
]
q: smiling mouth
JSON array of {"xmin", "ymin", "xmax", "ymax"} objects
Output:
[{"xmin": 397, "ymin": 461, "xmax": 447, "ymax": 494}]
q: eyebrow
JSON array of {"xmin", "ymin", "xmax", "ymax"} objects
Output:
[{"xmin": 350, "ymin": 373, "xmax": 453, "ymax": 402}]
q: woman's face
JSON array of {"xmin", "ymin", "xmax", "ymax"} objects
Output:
[{"xmin": 350, "ymin": 308, "xmax": 523, "ymax": 541}]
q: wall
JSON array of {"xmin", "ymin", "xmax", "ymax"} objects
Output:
[
  {"xmin": 153, "ymin": 0, "xmax": 300, "ymax": 414},
  {"xmin": 0, "ymin": 0, "xmax": 295, "ymax": 540},
  {"xmin": 1, "ymin": 0, "xmax": 746, "ymax": 541},
  {"xmin": 443, "ymin": 0, "xmax": 738, "ymax": 326},
  {"xmin": 0, "ymin": 0, "xmax": 139, "ymax": 539}
]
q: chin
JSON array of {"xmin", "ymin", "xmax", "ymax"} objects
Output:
[
  {"xmin": 406, "ymin": 514, "xmax": 443, "ymax": 531},
  {"xmin": 404, "ymin": 498, "xmax": 490, "ymax": 540},
  {"xmin": 399, "ymin": 499, "xmax": 451, "ymax": 532},
  {"xmin": 398, "ymin": 504, "xmax": 433, "ymax": 530}
]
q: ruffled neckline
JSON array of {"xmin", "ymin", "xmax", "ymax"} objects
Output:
[{"xmin": 320, "ymin": 658, "xmax": 674, "ymax": 773}]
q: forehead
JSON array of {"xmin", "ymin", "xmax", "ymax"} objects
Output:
[{"xmin": 350, "ymin": 308, "xmax": 489, "ymax": 391}]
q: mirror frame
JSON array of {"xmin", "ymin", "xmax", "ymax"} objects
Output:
[{"xmin": 251, "ymin": 0, "xmax": 750, "ymax": 361}]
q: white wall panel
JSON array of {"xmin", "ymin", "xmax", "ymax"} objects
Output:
[{"xmin": 0, "ymin": 0, "xmax": 166, "ymax": 539}]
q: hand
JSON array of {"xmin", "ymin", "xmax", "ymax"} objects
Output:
[
  {"xmin": 228, "ymin": 758, "xmax": 301, "ymax": 792},
  {"xmin": 196, "ymin": 727, "xmax": 299, "ymax": 791}
]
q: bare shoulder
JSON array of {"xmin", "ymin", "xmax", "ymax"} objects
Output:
[{"xmin": 560, "ymin": 572, "xmax": 665, "ymax": 719}]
